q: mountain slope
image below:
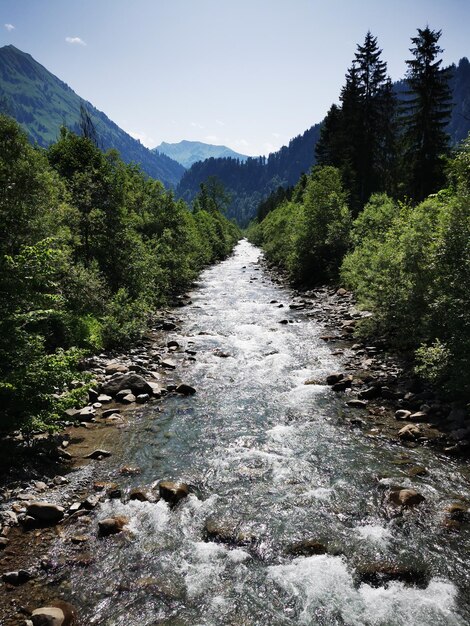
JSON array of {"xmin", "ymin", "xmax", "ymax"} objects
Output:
[
  {"xmin": 0, "ymin": 45, "xmax": 185, "ymax": 187},
  {"xmin": 155, "ymin": 140, "xmax": 248, "ymax": 168},
  {"xmin": 176, "ymin": 123, "xmax": 323, "ymax": 225},
  {"xmin": 178, "ymin": 59, "xmax": 470, "ymax": 225}
]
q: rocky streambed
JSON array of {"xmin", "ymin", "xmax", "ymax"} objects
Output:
[{"xmin": 1, "ymin": 239, "xmax": 469, "ymax": 626}]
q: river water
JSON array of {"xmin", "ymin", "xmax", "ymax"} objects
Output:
[{"xmin": 61, "ymin": 240, "xmax": 470, "ymax": 625}]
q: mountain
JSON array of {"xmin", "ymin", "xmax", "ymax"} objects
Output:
[
  {"xmin": 0, "ymin": 45, "xmax": 185, "ymax": 187},
  {"xmin": 176, "ymin": 123, "xmax": 323, "ymax": 225},
  {"xmin": 178, "ymin": 59, "xmax": 470, "ymax": 225},
  {"xmin": 155, "ymin": 140, "xmax": 248, "ymax": 168}
]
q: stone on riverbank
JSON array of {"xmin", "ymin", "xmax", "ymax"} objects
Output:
[
  {"xmin": 26, "ymin": 502, "xmax": 64, "ymax": 523},
  {"xmin": 101, "ymin": 373, "xmax": 153, "ymax": 396},
  {"xmin": 28, "ymin": 601, "xmax": 76, "ymax": 626}
]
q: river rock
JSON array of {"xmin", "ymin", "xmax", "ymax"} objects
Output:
[
  {"xmin": 98, "ymin": 516, "xmax": 128, "ymax": 537},
  {"xmin": 358, "ymin": 386, "xmax": 381, "ymax": 400},
  {"xmin": 356, "ymin": 563, "xmax": 429, "ymax": 588},
  {"xmin": 332, "ymin": 379, "xmax": 352, "ymax": 392},
  {"xmin": 409, "ymin": 411, "xmax": 429, "ymax": 422},
  {"xmin": 326, "ymin": 373, "xmax": 344, "ymax": 385},
  {"xmin": 395, "ymin": 409, "xmax": 412, "ymax": 421},
  {"xmin": 444, "ymin": 503, "xmax": 469, "ymax": 521},
  {"xmin": 26, "ymin": 502, "xmax": 64, "ymax": 523},
  {"xmin": 176, "ymin": 383, "xmax": 196, "ymax": 395},
  {"xmin": 389, "ymin": 488, "xmax": 425, "ymax": 507},
  {"xmin": 160, "ymin": 359, "xmax": 176, "ymax": 370},
  {"xmin": 158, "ymin": 481, "xmax": 189, "ymax": 506},
  {"xmin": 286, "ymin": 540, "xmax": 327, "ymax": 556},
  {"xmin": 347, "ymin": 399, "xmax": 368, "ymax": 409},
  {"xmin": 78, "ymin": 406, "xmax": 95, "ymax": 421},
  {"xmin": 120, "ymin": 393, "xmax": 136, "ymax": 404},
  {"xmin": 84, "ymin": 449, "xmax": 112, "ymax": 460},
  {"xmin": 97, "ymin": 394, "xmax": 112, "ymax": 403},
  {"xmin": 102, "ymin": 373, "xmax": 153, "ymax": 396},
  {"xmin": 2, "ymin": 569, "xmax": 33, "ymax": 585},
  {"xmin": 204, "ymin": 518, "xmax": 256, "ymax": 546},
  {"xmin": 129, "ymin": 487, "xmax": 156, "ymax": 502},
  {"xmin": 30, "ymin": 601, "xmax": 76, "ymax": 626},
  {"xmin": 136, "ymin": 393, "xmax": 150, "ymax": 403},
  {"xmin": 105, "ymin": 362, "xmax": 129, "ymax": 375},
  {"xmin": 102, "ymin": 408, "xmax": 120, "ymax": 418},
  {"xmin": 120, "ymin": 465, "xmax": 141, "ymax": 475},
  {"xmin": 398, "ymin": 424, "xmax": 420, "ymax": 441}
]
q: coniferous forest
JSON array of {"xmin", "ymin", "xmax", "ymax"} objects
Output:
[
  {"xmin": 248, "ymin": 28, "xmax": 470, "ymax": 403},
  {"xmin": 0, "ymin": 116, "xmax": 239, "ymax": 432}
]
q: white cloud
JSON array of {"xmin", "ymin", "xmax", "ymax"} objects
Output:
[
  {"xmin": 216, "ymin": 120, "xmax": 225, "ymax": 127},
  {"xmin": 128, "ymin": 130, "xmax": 155, "ymax": 148},
  {"xmin": 190, "ymin": 121, "xmax": 204, "ymax": 129},
  {"xmin": 4, "ymin": 23, "xmax": 15, "ymax": 32},
  {"xmin": 65, "ymin": 36, "xmax": 86, "ymax": 46},
  {"xmin": 205, "ymin": 135, "xmax": 220, "ymax": 143},
  {"xmin": 263, "ymin": 142, "xmax": 279, "ymax": 154},
  {"xmin": 272, "ymin": 132, "xmax": 281, "ymax": 139}
]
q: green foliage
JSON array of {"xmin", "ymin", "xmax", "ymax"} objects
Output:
[
  {"xmin": 253, "ymin": 166, "xmax": 351, "ymax": 285},
  {"xmin": 0, "ymin": 115, "xmax": 239, "ymax": 431},
  {"xmin": 341, "ymin": 147, "xmax": 470, "ymax": 400}
]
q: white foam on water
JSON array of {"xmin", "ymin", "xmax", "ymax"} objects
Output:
[
  {"xmin": 302, "ymin": 487, "xmax": 334, "ymax": 501},
  {"xmin": 355, "ymin": 523, "xmax": 393, "ymax": 547},
  {"xmin": 227, "ymin": 548, "xmax": 251, "ymax": 563},
  {"xmin": 267, "ymin": 555, "xmax": 463, "ymax": 625}
]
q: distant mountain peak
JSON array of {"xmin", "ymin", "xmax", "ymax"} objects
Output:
[{"xmin": 155, "ymin": 140, "xmax": 249, "ymax": 168}]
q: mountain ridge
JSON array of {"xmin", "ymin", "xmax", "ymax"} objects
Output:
[
  {"xmin": 155, "ymin": 140, "xmax": 249, "ymax": 168},
  {"xmin": 0, "ymin": 45, "xmax": 185, "ymax": 187}
]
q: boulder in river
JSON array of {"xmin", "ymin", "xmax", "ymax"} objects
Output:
[
  {"xmin": 389, "ymin": 488, "xmax": 425, "ymax": 507},
  {"xmin": 176, "ymin": 383, "xmax": 196, "ymax": 395},
  {"xmin": 286, "ymin": 540, "xmax": 327, "ymax": 556},
  {"xmin": 204, "ymin": 518, "xmax": 256, "ymax": 546},
  {"xmin": 26, "ymin": 502, "xmax": 64, "ymax": 523},
  {"xmin": 158, "ymin": 481, "xmax": 189, "ymax": 506},
  {"xmin": 98, "ymin": 516, "xmax": 128, "ymax": 537},
  {"xmin": 356, "ymin": 562, "xmax": 429, "ymax": 588}
]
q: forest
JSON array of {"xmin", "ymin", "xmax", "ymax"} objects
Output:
[
  {"xmin": 0, "ymin": 115, "xmax": 239, "ymax": 432},
  {"xmin": 248, "ymin": 27, "xmax": 470, "ymax": 403}
]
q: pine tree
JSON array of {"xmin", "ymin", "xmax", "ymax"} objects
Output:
[
  {"xmin": 315, "ymin": 33, "xmax": 397, "ymax": 213},
  {"xmin": 401, "ymin": 27, "xmax": 453, "ymax": 200}
]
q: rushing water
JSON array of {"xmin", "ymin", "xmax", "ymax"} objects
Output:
[{"xmin": 60, "ymin": 240, "xmax": 470, "ymax": 625}]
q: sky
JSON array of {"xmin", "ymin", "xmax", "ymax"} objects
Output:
[{"xmin": 1, "ymin": 0, "xmax": 470, "ymax": 156}]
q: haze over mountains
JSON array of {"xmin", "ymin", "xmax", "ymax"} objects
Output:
[
  {"xmin": 1, "ymin": 44, "xmax": 469, "ymax": 225},
  {"xmin": 155, "ymin": 140, "xmax": 248, "ymax": 168}
]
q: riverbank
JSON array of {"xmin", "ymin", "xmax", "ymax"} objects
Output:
[{"xmin": 264, "ymin": 258, "xmax": 470, "ymax": 457}]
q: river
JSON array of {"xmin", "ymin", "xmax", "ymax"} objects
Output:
[{"xmin": 56, "ymin": 240, "xmax": 470, "ymax": 625}]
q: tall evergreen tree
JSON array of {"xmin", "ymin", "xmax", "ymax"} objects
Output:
[
  {"xmin": 401, "ymin": 27, "xmax": 452, "ymax": 200},
  {"xmin": 316, "ymin": 33, "xmax": 397, "ymax": 213}
]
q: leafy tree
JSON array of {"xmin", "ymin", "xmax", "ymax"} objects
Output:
[{"xmin": 401, "ymin": 27, "xmax": 453, "ymax": 200}]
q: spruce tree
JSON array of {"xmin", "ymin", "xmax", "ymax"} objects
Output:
[{"xmin": 402, "ymin": 27, "xmax": 452, "ymax": 200}]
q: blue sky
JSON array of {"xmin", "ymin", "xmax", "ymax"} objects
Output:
[{"xmin": 1, "ymin": 0, "xmax": 470, "ymax": 156}]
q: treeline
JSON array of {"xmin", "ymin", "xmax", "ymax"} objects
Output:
[
  {"xmin": 249, "ymin": 28, "xmax": 470, "ymax": 402},
  {"xmin": 0, "ymin": 115, "xmax": 239, "ymax": 431},
  {"xmin": 176, "ymin": 124, "xmax": 323, "ymax": 226}
]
